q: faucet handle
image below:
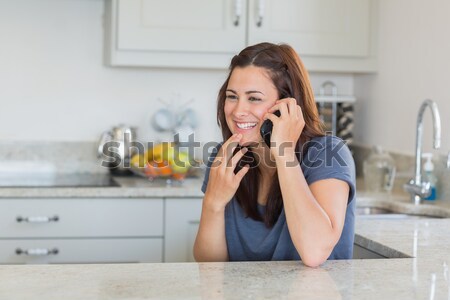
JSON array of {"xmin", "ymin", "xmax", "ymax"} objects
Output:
[{"xmin": 404, "ymin": 179, "xmax": 431, "ymax": 199}]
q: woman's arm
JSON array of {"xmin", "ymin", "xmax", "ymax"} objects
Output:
[
  {"xmin": 193, "ymin": 197, "xmax": 229, "ymax": 262},
  {"xmin": 193, "ymin": 134, "xmax": 249, "ymax": 262},
  {"xmin": 276, "ymin": 152, "xmax": 349, "ymax": 267},
  {"xmin": 264, "ymin": 98, "xmax": 350, "ymax": 267}
]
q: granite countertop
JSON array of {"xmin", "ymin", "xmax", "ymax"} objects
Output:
[
  {"xmin": 1, "ymin": 217, "xmax": 450, "ymax": 299},
  {"xmin": 2, "ymin": 179, "xmax": 450, "ymax": 298},
  {"xmin": 0, "ymin": 176, "xmax": 205, "ymax": 198}
]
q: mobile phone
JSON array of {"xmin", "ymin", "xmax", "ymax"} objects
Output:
[{"xmin": 260, "ymin": 110, "xmax": 281, "ymax": 147}]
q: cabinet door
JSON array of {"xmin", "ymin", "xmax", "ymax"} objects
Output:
[
  {"xmin": 248, "ymin": 0, "xmax": 371, "ymax": 57},
  {"xmin": 0, "ymin": 198, "xmax": 163, "ymax": 238},
  {"xmin": 0, "ymin": 238, "xmax": 162, "ymax": 264},
  {"xmin": 164, "ymin": 198, "xmax": 202, "ymax": 262},
  {"xmin": 108, "ymin": 0, "xmax": 247, "ymax": 68}
]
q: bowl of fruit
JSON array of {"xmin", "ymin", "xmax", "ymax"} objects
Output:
[{"xmin": 130, "ymin": 142, "xmax": 195, "ymax": 183}]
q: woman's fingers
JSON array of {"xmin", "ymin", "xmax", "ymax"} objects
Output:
[
  {"xmin": 267, "ymin": 98, "xmax": 301, "ymax": 118},
  {"xmin": 234, "ymin": 164, "xmax": 250, "ymax": 183},
  {"xmin": 287, "ymin": 99, "xmax": 299, "ymax": 119},
  {"xmin": 213, "ymin": 134, "xmax": 242, "ymax": 167},
  {"xmin": 211, "ymin": 143, "xmax": 250, "ymax": 188},
  {"xmin": 296, "ymin": 104, "xmax": 302, "ymax": 118},
  {"xmin": 227, "ymin": 147, "xmax": 248, "ymax": 170},
  {"xmin": 273, "ymin": 98, "xmax": 299, "ymax": 118},
  {"xmin": 267, "ymin": 102, "xmax": 289, "ymax": 117},
  {"xmin": 264, "ymin": 112, "xmax": 280, "ymax": 125}
]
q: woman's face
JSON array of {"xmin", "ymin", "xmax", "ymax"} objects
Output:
[{"xmin": 224, "ymin": 66, "xmax": 279, "ymax": 147}]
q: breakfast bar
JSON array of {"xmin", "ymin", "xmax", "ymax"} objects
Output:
[
  {"xmin": 1, "ymin": 214, "xmax": 450, "ymax": 299},
  {"xmin": 2, "ymin": 175, "xmax": 450, "ymax": 299}
]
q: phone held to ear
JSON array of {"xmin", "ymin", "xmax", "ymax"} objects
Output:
[{"xmin": 260, "ymin": 110, "xmax": 281, "ymax": 147}]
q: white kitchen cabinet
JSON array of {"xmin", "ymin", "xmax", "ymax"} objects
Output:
[
  {"xmin": 0, "ymin": 238, "xmax": 162, "ymax": 264},
  {"xmin": 0, "ymin": 198, "xmax": 164, "ymax": 264},
  {"xmin": 248, "ymin": 0, "xmax": 370, "ymax": 57},
  {"xmin": 164, "ymin": 197, "xmax": 202, "ymax": 262},
  {"xmin": 106, "ymin": 0, "xmax": 377, "ymax": 72},
  {"xmin": 106, "ymin": 0, "xmax": 245, "ymax": 69}
]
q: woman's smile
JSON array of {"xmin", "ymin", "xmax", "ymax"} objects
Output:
[
  {"xmin": 232, "ymin": 120, "xmax": 261, "ymax": 146},
  {"xmin": 236, "ymin": 121, "xmax": 258, "ymax": 130}
]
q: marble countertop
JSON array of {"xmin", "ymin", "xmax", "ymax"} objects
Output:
[
  {"xmin": 0, "ymin": 176, "xmax": 205, "ymax": 198},
  {"xmin": 1, "ymin": 217, "xmax": 450, "ymax": 299},
  {"xmin": 2, "ymin": 180, "xmax": 450, "ymax": 298}
]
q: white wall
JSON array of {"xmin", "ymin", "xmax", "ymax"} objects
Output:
[
  {"xmin": 0, "ymin": 0, "xmax": 353, "ymax": 144},
  {"xmin": 354, "ymin": 0, "xmax": 450, "ymax": 156}
]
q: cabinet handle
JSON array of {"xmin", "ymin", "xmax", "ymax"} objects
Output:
[
  {"xmin": 15, "ymin": 248, "xmax": 59, "ymax": 256},
  {"xmin": 233, "ymin": 0, "xmax": 242, "ymax": 26},
  {"xmin": 16, "ymin": 215, "xmax": 59, "ymax": 223},
  {"xmin": 256, "ymin": 0, "xmax": 265, "ymax": 27}
]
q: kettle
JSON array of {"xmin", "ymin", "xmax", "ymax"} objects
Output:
[{"xmin": 97, "ymin": 124, "xmax": 138, "ymax": 175}]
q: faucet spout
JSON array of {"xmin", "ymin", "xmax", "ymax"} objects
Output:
[{"xmin": 404, "ymin": 99, "xmax": 441, "ymax": 204}]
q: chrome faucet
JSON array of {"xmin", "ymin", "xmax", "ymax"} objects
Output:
[
  {"xmin": 447, "ymin": 151, "xmax": 450, "ymax": 169},
  {"xmin": 404, "ymin": 99, "xmax": 441, "ymax": 205}
]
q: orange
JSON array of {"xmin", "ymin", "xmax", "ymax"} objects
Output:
[
  {"xmin": 144, "ymin": 162, "xmax": 159, "ymax": 178},
  {"xmin": 156, "ymin": 161, "xmax": 172, "ymax": 177}
]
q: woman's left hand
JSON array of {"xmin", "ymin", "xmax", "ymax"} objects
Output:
[{"xmin": 263, "ymin": 98, "xmax": 305, "ymax": 160}]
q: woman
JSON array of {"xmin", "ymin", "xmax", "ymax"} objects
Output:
[{"xmin": 193, "ymin": 42, "xmax": 355, "ymax": 267}]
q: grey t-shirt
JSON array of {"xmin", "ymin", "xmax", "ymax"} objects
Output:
[{"xmin": 201, "ymin": 135, "xmax": 356, "ymax": 261}]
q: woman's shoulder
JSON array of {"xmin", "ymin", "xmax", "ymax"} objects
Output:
[
  {"xmin": 308, "ymin": 135, "xmax": 348, "ymax": 148},
  {"xmin": 304, "ymin": 135, "xmax": 351, "ymax": 157},
  {"xmin": 301, "ymin": 135, "xmax": 354, "ymax": 171}
]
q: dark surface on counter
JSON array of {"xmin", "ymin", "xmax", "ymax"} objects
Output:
[{"xmin": 0, "ymin": 173, "xmax": 119, "ymax": 188}]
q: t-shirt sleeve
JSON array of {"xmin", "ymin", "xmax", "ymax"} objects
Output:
[
  {"xmin": 301, "ymin": 136, "xmax": 356, "ymax": 203},
  {"xmin": 201, "ymin": 143, "xmax": 222, "ymax": 194}
]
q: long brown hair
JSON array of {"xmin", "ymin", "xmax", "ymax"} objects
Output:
[{"xmin": 217, "ymin": 42, "xmax": 324, "ymax": 227}]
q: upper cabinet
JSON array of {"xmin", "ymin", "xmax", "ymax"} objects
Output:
[{"xmin": 105, "ymin": 0, "xmax": 377, "ymax": 72}]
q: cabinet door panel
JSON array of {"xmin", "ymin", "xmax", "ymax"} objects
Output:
[
  {"xmin": 248, "ymin": 0, "xmax": 371, "ymax": 57},
  {"xmin": 164, "ymin": 198, "xmax": 202, "ymax": 262},
  {"xmin": 117, "ymin": 0, "xmax": 246, "ymax": 53},
  {"xmin": 0, "ymin": 238, "xmax": 162, "ymax": 264},
  {"xmin": 0, "ymin": 199, "xmax": 163, "ymax": 238}
]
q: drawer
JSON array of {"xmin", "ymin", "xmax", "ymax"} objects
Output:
[
  {"xmin": 0, "ymin": 238, "xmax": 163, "ymax": 264},
  {"xmin": 0, "ymin": 199, "xmax": 163, "ymax": 238}
]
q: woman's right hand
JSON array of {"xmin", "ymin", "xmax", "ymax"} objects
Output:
[{"xmin": 204, "ymin": 133, "xmax": 250, "ymax": 211}]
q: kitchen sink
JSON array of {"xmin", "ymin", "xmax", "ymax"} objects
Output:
[
  {"xmin": 357, "ymin": 207, "xmax": 394, "ymax": 215},
  {"xmin": 355, "ymin": 206, "xmax": 442, "ymax": 219}
]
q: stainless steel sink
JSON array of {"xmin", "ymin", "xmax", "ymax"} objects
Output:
[
  {"xmin": 356, "ymin": 206, "xmax": 441, "ymax": 219},
  {"xmin": 357, "ymin": 207, "xmax": 394, "ymax": 215}
]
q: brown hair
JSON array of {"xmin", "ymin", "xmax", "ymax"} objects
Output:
[{"xmin": 217, "ymin": 42, "xmax": 324, "ymax": 227}]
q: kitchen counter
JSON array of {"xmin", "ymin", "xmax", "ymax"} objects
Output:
[
  {"xmin": 0, "ymin": 176, "xmax": 205, "ymax": 198},
  {"xmin": 1, "ymin": 217, "xmax": 450, "ymax": 299},
  {"xmin": 2, "ymin": 177, "xmax": 450, "ymax": 298},
  {"xmin": 2, "ymin": 174, "xmax": 450, "ymax": 218}
]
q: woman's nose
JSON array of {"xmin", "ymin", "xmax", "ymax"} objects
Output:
[{"xmin": 232, "ymin": 101, "xmax": 249, "ymax": 118}]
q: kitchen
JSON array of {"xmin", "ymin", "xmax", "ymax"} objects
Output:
[{"xmin": 1, "ymin": 0, "xmax": 450, "ymax": 299}]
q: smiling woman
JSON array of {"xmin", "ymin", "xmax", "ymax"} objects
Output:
[{"xmin": 193, "ymin": 42, "xmax": 356, "ymax": 267}]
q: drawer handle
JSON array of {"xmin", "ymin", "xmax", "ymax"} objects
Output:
[
  {"xmin": 256, "ymin": 0, "xmax": 265, "ymax": 27},
  {"xmin": 15, "ymin": 248, "xmax": 59, "ymax": 256},
  {"xmin": 16, "ymin": 215, "xmax": 59, "ymax": 223}
]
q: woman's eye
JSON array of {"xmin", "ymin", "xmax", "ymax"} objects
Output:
[
  {"xmin": 249, "ymin": 97, "xmax": 261, "ymax": 102},
  {"xmin": 226, "ymin": 95, "xmax": 237, "ymax": 100}
]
